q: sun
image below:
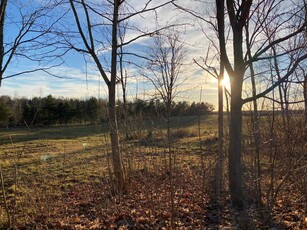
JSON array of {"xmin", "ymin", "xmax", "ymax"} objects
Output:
[{"xmin": 221, "ymin": 73, "xmax": 231, "ymax": 91}]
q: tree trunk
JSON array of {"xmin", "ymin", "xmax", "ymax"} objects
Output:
[
  {"xmin": 304, "ymin": 73, "xmax": 307, "ymax": 140},
  {"xmin": 108, "ymin": 86, "xmax": 126, "ymax": 192},
  {"xmin": 228, "ymin": 22, "xmax": 246, "ymax": 208},
  {"xmin": 304, "ymin": 3, "xmax": 307, "ymax": 140},
  {"xmin": 214, "ymin": 70, "xmax": 224, "ymax": 207},
  {"xmin": 110, "ymin": 0, "xmax": 126, "ymax": 192},
  {"xmin": 0, "ymin": 0, "xmax": 8, "ymax": 86},
  {"xmin": 228, "ymin": 83, "xmax": 244, "ymax": 208},
  {"xmin": 215, "ymin": 0, "xmax": 224, "ymax": 202},
  {"xmin": 167, "ymin": 107, "xmax": 175, "ymax": 230},
  {"xmin": 250, "ymin": 65, "xmax": 262, "ymax": 206},
  {"xmin": 119, "ymin": 46, "xmax": 128, "ymax": 139},
  {"xmin": 272, "ymin": 46, "xmax": 287, "ymax": 128}
]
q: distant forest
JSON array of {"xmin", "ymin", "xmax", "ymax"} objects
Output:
[{"xmin": 0, "ymin": 95, "xmax": 214, "ymax": 127}]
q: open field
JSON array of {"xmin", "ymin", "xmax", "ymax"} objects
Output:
[{"xmin": 0, "ymin": 115, "xmax": 306, "ymax": 229}]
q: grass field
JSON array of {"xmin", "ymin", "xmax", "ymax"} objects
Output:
[
  {"xmin": 0, "ymin": 115, "xmax": 215, "ymax": 228},
  {"xmin": 0, "ymin": 115, "xmax": 306, "ymax": 229}
]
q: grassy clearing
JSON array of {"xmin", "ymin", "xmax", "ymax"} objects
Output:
[
  {"xmin": 0, "ymin": 114, "xmax": 306, "ymax": 229},
  {"xmin": 0, "ymin": 115, "xmax": 218, "ymax": 228}
]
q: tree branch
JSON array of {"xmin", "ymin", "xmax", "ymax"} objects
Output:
[{"xmin": 243, "ymin": 53, "xmax": 307, "ymax": 104}]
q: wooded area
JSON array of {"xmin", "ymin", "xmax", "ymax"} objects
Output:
[
  {"xmin": 0, "ymin": 0, "xmax": 306, "ymax": 229},
  {"xmin": 0, "ymin": 95, "xmax": 213, "ymax": 126}
]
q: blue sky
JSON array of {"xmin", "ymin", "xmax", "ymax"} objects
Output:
[{"xmin": 1, "ymin": 0, "xmax": 222, "ymax": 108}]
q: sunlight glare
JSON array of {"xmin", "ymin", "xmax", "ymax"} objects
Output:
[{"xmin": 221, "ymin": 73, "xmax": 231, "ymax": 91}]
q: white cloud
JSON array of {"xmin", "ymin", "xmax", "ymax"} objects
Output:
[{"xmin": 2, "ymin": 0, "xmax": 220, "ymax": 108}]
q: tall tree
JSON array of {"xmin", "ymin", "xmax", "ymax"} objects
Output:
[
  {"xmin": 174, "ymin": 0, "xmax": 227, "ymax": 204},
  {"xmin": 216, "ymin": 0, "xmax": 306, "ymax": 208},
  {"xmin": 173, "ymin": 0, "xmax": 306, "ymax": 208},
  {"xmin": 144, "ymin": 32, "xmax": 187, "ymax": 228},
  {"xmin": 215, "ymin": 0, "xmax": 226, "ymax": 205},
  {"xmin": 66, "ymin": 0, "xmax": 174, "ymax": 192},
  {"xmin": 0, "ymin": 0, "xmax": 8, "ymax": 85}
]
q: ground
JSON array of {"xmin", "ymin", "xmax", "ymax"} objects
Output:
[{"xmin": 0, "ymin": 115, "xmax": 306, "ymax": 229}]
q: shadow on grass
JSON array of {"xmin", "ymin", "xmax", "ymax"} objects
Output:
[
  {"xmin": 0, "ymin": 115, "xmax": 215, "ymax": 145},
  {"xmin": 0, "ymin": 124, "xmax": 109, "ymax": 144}
]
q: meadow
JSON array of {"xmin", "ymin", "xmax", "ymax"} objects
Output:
[{"xmin": 0, "ymin": 115, "xmax": 306, "ymax": 229}]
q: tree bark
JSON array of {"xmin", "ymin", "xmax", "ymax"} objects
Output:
[
  {"xmin": 215, "ymin": 0, "xmax": 225, "ymax": 202},
  {"xmin": 0, "ymin": 0, "xmax": 7, "ymax": 86},
  {"xmin": 304, "ymin": 73, "xmax": 307, "ymax": 140},
  {"xmin": 228, "ymin": 12, "xmax": 246, "ymax": 208},
  {"xmin": 108, "ymin": 87, "xmax": 126, "ymax": 192},
  {"xmin": 224, "ymin": 0, "xmax": 252, "ymax": 208},
  {"xmin": 110, "ymin": 0, "xmax": 126, "ymax": 192},
  {"xmin": 228, "ymin": 75, "xmax": 245, "ymax": 208}
]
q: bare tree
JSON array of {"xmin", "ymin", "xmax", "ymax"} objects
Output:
[
  {"xmin": 0, "ymin": 1, "xmax": 65, "ymax": 227},
  {"xmin": 215, "ymin": 0, "xmax": 226, "ymax": 207},
  {"xmin": 0, "ymin": 0, "xmax": 64, "ymax": 86},
  {"xmin": 173, "ymin": 0, "xmax": 306, "ymax": 209},
  {"xmin": 66, "ymin": 0, "xmax": 175, "ymax": 193},
  {"xmin": 0, "ymin": 0, "xmax": 8, "ymax": 85},
  {"xmin": 144, "ymin": 32, "xmax": 186, "ymax": 229},
  {"xmin": 244, "ymin": 21, "xmax": 262, "ymax": 206},
  {"xmin": 174, "ymin": 0, "xmax": 228, "ymax": 205},
  {"xmin": 215, "ymin": 0, "xmax": 307, "ymax": 208}
]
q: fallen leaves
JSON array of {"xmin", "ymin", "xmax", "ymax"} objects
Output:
[{"xmin": 7, "ymin": 167, "xmax": 307, "ymax": 229}]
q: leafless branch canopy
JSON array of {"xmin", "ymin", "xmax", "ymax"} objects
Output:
[
  {"xmin": 0, "ymin": 0, "xmax": 68, "ymax": 86},
  {"xmin": 143, "ymin": 32, "xmax": 187, "ymax": 106}
]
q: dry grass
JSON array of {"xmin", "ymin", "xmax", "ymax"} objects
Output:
[{"xmin": 0, "ymin": 114, "xmax": 306, "ymax": 229}]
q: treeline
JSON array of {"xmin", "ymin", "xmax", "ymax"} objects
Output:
[{"xmin": 0, "ymin": 95, "xmax": 214, "ymax": 127}]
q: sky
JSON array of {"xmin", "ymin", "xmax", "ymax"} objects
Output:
[
  {"xmin": 1, "ymin": 0, "xmax": 223, "ymax": 109},
  {"xmin": 2, "ymin": 0, "xmax": 305, "ymax": 112}
]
